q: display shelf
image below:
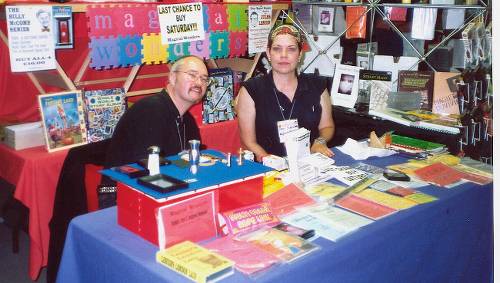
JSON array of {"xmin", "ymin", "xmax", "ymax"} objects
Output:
[
  {"xmin": 289, "ymin": 0, "xmax": 491, "ymax": 161},
  {"xmin": 291, "ymin": 0, "xmax": 489, "ymax": 72},
  {"xmin": 377, "ymin": 3, "xmax": 486, "ymax": 9}
]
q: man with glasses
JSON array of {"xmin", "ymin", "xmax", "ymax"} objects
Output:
[
  {"xmin": 104, "ymin": 55, "xmax": 210, "ymax": 168},
  {"xmin": 46, "ymin": 56, "xmax": 210, "ymax": 282}
]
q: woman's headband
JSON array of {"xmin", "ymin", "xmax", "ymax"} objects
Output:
[{"xmin": 268, "ymin": 24, "xmax": 304, "ymax": 48}]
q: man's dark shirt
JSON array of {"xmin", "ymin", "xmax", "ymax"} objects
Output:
[{"xmin": 104, "ymin": 89, "xmax": 201, "ymax": 168}]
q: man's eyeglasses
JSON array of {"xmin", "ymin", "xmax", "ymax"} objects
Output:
[{"xmin": 174, "ymin": 71, "xmax": 210, "ymax": 86}]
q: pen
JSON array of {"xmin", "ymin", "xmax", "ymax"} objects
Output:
[
  {"xmin": 331, "ymin": 174, "xmax": 381, "ymax": 202},
  {"xmin": 396, "ymin": 150, "xmax": 428, "ymax": 160}
]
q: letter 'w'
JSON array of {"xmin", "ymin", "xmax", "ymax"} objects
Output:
[{"xmin": 96, "ymin": 46, "xmax": 113, "ymax": 59}]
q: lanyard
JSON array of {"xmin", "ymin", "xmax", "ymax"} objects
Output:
[
  {"xmin": 175, "ymin": 116, "xmax": 186, "ymax": 152},
  {"xmin": 273, "ymin": 87, "xmax": 296, "ymax": 121}
]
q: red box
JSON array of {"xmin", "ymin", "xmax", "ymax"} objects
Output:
[{"xmin": 117, "ymin": 175, "xmax": 264, "ymax": 246}]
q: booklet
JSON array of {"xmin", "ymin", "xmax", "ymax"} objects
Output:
[
  {"xmin": 204, "ymin": 236, "xmax": 280, "ymax": 276},
  {"xmin": 237, "ymin": 227, "xmax": 319, "ymax": 263},
  {"xmin": 264, "ymin": 183, "xmax": 316, "ymax": 216},
  {"xmin": 218, "ymin": 202, "xmax": 280, "ymax": 236},
  {"xmin": 413, "ymin": 162, "xmax": 465, "ymax": 187},
  {"xmin": 301, "ymin": 203, "xmax": 373, "ymax": 233},
  {"xmin": 303, "ymin": 182, "xmax": 347, "ymax": 202},
  {"xmin": 335, "ymin": 194, "xmax": 397, "ymax": 220},
  {"xmin": 282, "ymin": 210, "xmax": 351, "ymax": 242},
  {"xmin": 404, "ymin": 192, "xmax": 438, "ymax": 204},
  {"xmin": 354, "ymin": 189, "xmax": 418, "ymax": 210},
  {"xmin": 156, "ymin": 241, "xmax": 234, "ymax": 283}
]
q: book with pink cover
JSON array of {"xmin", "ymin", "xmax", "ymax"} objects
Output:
[
  {"xmin": 156, "ymin": 191, "xmax": 218, "ymax": 249},
  {"xmin": 387, "ymin": 187, "xmax": 416, "ymax": 197},
  {"xmin": 413, "ymin": 162, "xmax": 465, "ymax": 187},
  {"xmin": 335, "ymin": 194, "xmax": 396, "ymax": 220},
  {"xmin": 218, "ymin": 202, "xmax": 280, "ymax": 236},
  {"xmin": 455, "ymin": 170, "xmax": 493, "ymax": 185},
  {"xmin": 203, "ymin": 236, "xmax": 281, "ymax": 275},
  {"xmin": 236, "ymin": 227, "xmax": 319, "ymax": 262},
  {"xmin": 264, "ymin": 183, "xmax": 317, "ymax": 216}
]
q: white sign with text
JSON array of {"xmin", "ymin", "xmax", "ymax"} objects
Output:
[
  {"xmin": 248, "ymin": 5, "xmax": 273, "ymax": 54},
  {"xmin": 157, "ymin": 2, "xmax": 205, "ymax": 45},
  {"xmin": 6, "ymin": 5, "xmax": 56, "ymax": 72}
]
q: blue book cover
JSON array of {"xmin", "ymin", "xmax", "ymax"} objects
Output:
[
  {"xmin": 83, "ymin": 88, "xmax": 127, "ymax": 143},
  {"xmin": 203, "ymin": 68, "xmax": 234, "ymax": 124}
]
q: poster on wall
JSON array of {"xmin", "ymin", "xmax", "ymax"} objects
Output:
[
  {"xmin": 52, "ymin": 6, "xmax": 73, "ymax": 49},
  {"xmin": 157, "ymin": 2, "xmax": 205, "ymax": 45},
  {"xmin": 317, "ymin": 7, "xmax": 335, "ymax": 33},
  {"xmin": 331, "ymin": 64, "xmax": 361, "ymax": 109},
  {"xmin": 248, "ymin": 5, "xmax": 273, "ymax": 54},
  {"xmin": 6, "ymin": 5, "xmax": 56, "ymax": 72}
]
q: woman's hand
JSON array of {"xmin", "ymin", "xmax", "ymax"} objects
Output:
[{"xmin": 311, "ymin": 142, "xmax": 334, "ymax": 157}]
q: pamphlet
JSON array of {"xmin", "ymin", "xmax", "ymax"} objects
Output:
[
  {"xmin": 264, "ymin": 183, "xmax": 316, "ymax": 216},
  {"xmin": 237, "ymin": 227, "xmax": 318, "ymax": 262},
  {"xmin": 301, "ymin": 203, "xmax": 373, "ymax": 232},
  {"xmin": 354, "ymin": 189, "xmax": 417, "ymax": 210},
  {"xmin": 303, "ymin": 182, "xmax": 347, "ymax": 201},
  {"xmin": 335, "ymin": 194, "xmax": 397, "ymax": 220},
  {"xmin": 204, "ymin": 236, "xmax": 280, "ymax": 276},
  {"xmin": 156, "ymin": 191, "xmax": 217, "ymax": 249},
  {"xmin": 218, "ymin": 202, "xmax": 280, "ymax": 236},
  {"xmin": 282, "ymin": 210, "xmax": 351, "ymax": 242},
  {"xmin": 404, "ymin": 192, "xmax": 438, "ymax": 204}
]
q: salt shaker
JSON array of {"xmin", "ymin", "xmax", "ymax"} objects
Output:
[{"xmin": 147, "ymin": 145, "xmax": 160, "ymax": 176}]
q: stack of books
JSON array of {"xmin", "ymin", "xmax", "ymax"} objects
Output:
[{"xmin": 388, "ymin": 134, "xmax": 448, "ymax": 155}]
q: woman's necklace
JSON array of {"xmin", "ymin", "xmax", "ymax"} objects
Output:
[
  {"xmin": 273, "ymin": 88, "xmax": 296, "ymax": 121},
  {"xmin": 273, "ymin": 78, "xmax": 298, "ymax": 121}
]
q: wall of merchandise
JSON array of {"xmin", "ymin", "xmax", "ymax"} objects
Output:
[{"xmin": 285, "ymin": 0, "xmax": 491, "ymax": 162}]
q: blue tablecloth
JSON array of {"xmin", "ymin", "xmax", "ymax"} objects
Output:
[{"xmin": 56, "ymin": 149, "xmax": 493, "ymax": 283}]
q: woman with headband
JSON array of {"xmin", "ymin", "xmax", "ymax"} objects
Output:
[{"xmin": 237, "ymin": 24, "xmax": 335, "ymax": 162}]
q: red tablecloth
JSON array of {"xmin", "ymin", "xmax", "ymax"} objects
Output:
[
  {"xmin": 0, "ymin": 119, "xmax": 240, "ymax": 280},
  {"xmin": 0, "ymin": 144, "xmax": 68, "ymax": 280}
]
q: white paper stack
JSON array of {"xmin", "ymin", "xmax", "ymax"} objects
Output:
[
  {"xmin": 3, "ymin": 121, "xmax": 45, "ymax": 150},
  {"xmin": 284, "ymin": 128, "xmax": 311, "ymax": 183},
  {"xmin": 411, "ymin": 8, "xmax": 438, "ymax": 40},
  {"xmin": 298, "ymin": 153, "xmax": 336, "ymax": 185}
]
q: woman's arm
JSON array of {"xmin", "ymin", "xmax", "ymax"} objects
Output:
[
  {"xmin": 310, "ymin": 89, "xmax": 335, "ymax": 157},
  {"xmin": 236, "ymin": 86, "xmax": 269, "ymax": 162}
]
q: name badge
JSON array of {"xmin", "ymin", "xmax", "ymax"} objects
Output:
[{"xmin": 277, "ymin": 119, "xmax": 299, "ymax": 143}]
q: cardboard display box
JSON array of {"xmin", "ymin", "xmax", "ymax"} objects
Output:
[{"xmin": 3, "ymin": 121, "xmax": 45, "ymax": 150}]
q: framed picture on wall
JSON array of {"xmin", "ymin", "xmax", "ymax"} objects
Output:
[
  {"xmin": 331, "ymin": 64, "xmax": 361, "ymax": 109},
  {"xmin": 317, "ymin": 7, "xmax": 335, "ymax": 33}
]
